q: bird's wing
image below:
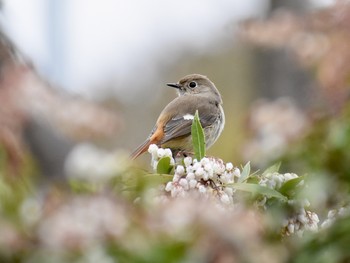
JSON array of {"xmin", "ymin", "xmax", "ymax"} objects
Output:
[{"xmin": 161, "ymin": 112, "xmax": 216, "ymax": 144}]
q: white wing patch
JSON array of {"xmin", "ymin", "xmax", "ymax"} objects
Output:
[{"xmin": 183, "ymin": 114, "xmax": 194, "ymax": 120}]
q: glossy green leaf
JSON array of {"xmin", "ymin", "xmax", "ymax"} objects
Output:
[
  {"xmin": 191, "ymin": 110, "xmax": 206, "ymax": 160},
  {"xmin": 262, "ymin": 162, "xmax": 281, "ymax": 176},
  {"xmin": 279, "ymin": 176, "xmax": 305, "ymax": 197},
  {"xmin": 156, "ymin": 157, "xmax": 173, "ymax": 174},
  {"xmin": 229, "ymin": 183, "xmax": 288, "ymax": 201},
  {"xmin": 238, "ymin": 161, "xmax": 251, "ymax": 183}
]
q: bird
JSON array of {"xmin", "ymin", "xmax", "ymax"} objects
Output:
[{"xmin": 131, "ymin": 74, "xmax": 225, "ymax": 159}]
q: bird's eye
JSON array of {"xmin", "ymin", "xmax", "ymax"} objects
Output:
[{"xmin": 189, "ymin": 81, "xmax": 197, "ymax": 88}]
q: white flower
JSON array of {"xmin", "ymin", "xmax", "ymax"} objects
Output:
[
  {"xmin": 220, "ymin": 193, "xmax": 231, "ymax": 205},
  {"xmin": 198, "ymin": 185, "xmax": 207, "ymax": 193},
  {"xmin": 172, "ymin": 174, "xmax": 181, "ymax": 182},
  {"xmin": 284, "ymin": 173, "xmax": 298, "ymax": 181},
  {"xmin": 184, "ymin": 157, "xmax": 192, "ymax": 167},
  {"xmin": 186, "ymin": 172, "xmax": 195, "ymax": 181},
  {"xmin": 171, "ymin": 186, "xmax": 185, "ymax": 198},
  {"xmin": 213, "ymin": 162, "xmax": 225, "ymax": 174},
  {"xmin": 204, "ymin": 164, "xmax": 214, "ymax": 178},
  {"xmin": 164, "ymin": 148, "xmax": 173, "ymax": 158},
  {"xmin": 266, "ymin": 180, "xmax": 276, "ymax": 189},
  {"xmin": 165, "ymin": 182, "xmax": 173, "ymax": 192},
  {"xmin": 201, "ymin": 158, "xmax": 210, "ymax": 166},
  {"xmin": 186, "ymin": 165, "xmax": 194, "ymax": 173},
  {"xmin": 179, "ymin": 178, "xmax": 189, "ymax": 190},
  {"xmin": 148, "ymin": 144, "xmax": 158, "ymax": 155},
  {"xmin": 202, "ymin": 172, "xmax": 209, "ymax": 181},
  {"xmin": 298, "ymin": 211, "xmax": 308, "ymax": 224},
  {"xmin": 157, "ymin": 148, "xmax": 165, "ymax": 158},
  {"xmin": 233, "ymin": 167, "xmax": 241, "ymax": 178},
  {"xmin": 287, "ymin": 223, "xmax": 295, "ymax": 234},
  {"xmin": 176, "ymin": 165, "xmax": 185, "ymax": 176},
  {"xmin": 327, "ymin": 210, "xmax": 337, "ymax": 218},
  {"xmin": 192, "ymin": 162, "xmax": 201, "ymax": 171},
  {"xmin": 189, "ymin": 179, "xmax": 197, "ymax": 189},
  {"xmin": 310, "ymin": 212, "xmax": 319, "ymax": 224},
  {"xmin": 151, "ymin": 159, "xmax": 157, "ymax": 170},
  {"xmin": 225, "ymin": 162, "xmax": 234, "ymax": 171},
  {"xmin": 195, "ymin": 167, "xmax": 205, "ymax": 177},
  {"xmin": 220, "ymin": 172, "xmax": 233, "ymax": 184}
]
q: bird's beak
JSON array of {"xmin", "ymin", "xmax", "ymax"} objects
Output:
[{"xmin": 167, "ymin": 83, "xmax": 181, "ymax": 89}]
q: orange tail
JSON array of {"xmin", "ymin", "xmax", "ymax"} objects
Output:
[{"xmin": 130, "ymin": 139, "xmax": 153, "ymax": 159}]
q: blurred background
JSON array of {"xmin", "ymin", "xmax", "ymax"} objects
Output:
[
  {"xmin": 4, "ymin": 1, "xmax": 350, "ymax": 262},
  {"xmin": 0, "ymin": 0, "xmax": 337, "ymax": 178}
]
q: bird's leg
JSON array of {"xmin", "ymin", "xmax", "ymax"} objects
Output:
[{"xmin": 174, "ymin": 151, "xmax": 192, "ymax": 159}]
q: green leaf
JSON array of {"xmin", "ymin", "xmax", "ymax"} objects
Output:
[
  {"xmin": 262, "ymin": 162, "xmax": 281, "ymax": 176},
  {"xmin": 279, "ymin": 176, "xmax": 305, "ymax": 197},
  {"xmin": 191, "ymin": 110, "xmax": 206, "ymax": 160},
  {"xmin": 156, "ymin": 157, "xmax": 173, "ymax": 174},
  {"xmin": 229, "ymin": 183, "xmax": 288, "ymax": 201},
  {"xmin": 238, "ymin": 162, "xmax": 251, "ymax": 183}
]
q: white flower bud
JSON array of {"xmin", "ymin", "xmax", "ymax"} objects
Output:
[
  {"xmin": 202, "ymin": 172, "xmax": 209, "ymax": 181},
  {"xmin": 284, "ymin": 173, "xmax": 298, "ymax": 181},
  {"xmin": 184, "ymin": 157, "xmax": 193, "ymax": 167},
  {"xmin": 176, "ymin": 165, "xmax": 185, "ymax": 175},
  {"xmin": 233, "ymin": 167, "xmax": 241, "ymax": 178},
  {"xmin": 288, "ymin": 223, "xmax": 295, "ymax": 234},
  {"xmin": 164, "ymin": 148, "xmax": 173, "ymax": 158},
  {"xmin": 192, "ymin": 162, "xmax": 201, "ymax": 171},
  {"xmin": 225, "ymin": 162, "xmax": 234, "ymax": 171},
  {"xmin": 220, "ymin": 193, "xmax": 231, "ymax": 205},
  {"xmin": 186, "ymin": 172, "xmax": 195, "ymax": 181},
  {"xmin": 200, "ymin": 157, "xmax": 210, "ymax": 165},
  {"xmin": 172, "ymin": 174, "xmax": 181, "ymax": 182},
  {"xmin": 148, "ymin": 144, "xmax": 158, "ymax": 154},
  {"xmin": 328, "ymin": 209, "xmax": 337, "ymax": 218},
  {"xmin": 157, "ymin": 148, "xmax": 166, "ymax": 159},
  {"xmin": 310, "ymin": 212, "xmax": 319, "ymax": 223},
  {"xmin": 213, "ymin": 163, "xmax": 225, "ymax": 174},
  {"xmin": 195, "ymin": 167, "xmax": 204, "ymax": 177},
  {"xmin": 165, "ymin": 182, "xmax": 173, "ymax": 192},
  {"xmin": 298, "ymin": 213, "xmax": 308, "ymax": 225},
  {"xmin": 189, "ymin": 179, "xmax": 197, "ymax": 189},
  {"xmin": 179, "ymin": 178, "xmax": 189, "ymax": 190},
  {"xmin": 198, "ymin": 185, "xmax": 206, "ymax": 193}
]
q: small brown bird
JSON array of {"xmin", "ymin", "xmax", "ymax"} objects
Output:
[{"xmin": 131, "ymin": 74, "xmax": 225, "ymax": 159}]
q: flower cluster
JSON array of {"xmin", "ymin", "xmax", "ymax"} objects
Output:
[
  {"xmin": 65, "ymin": 143, "xmax": 129, "ymax": 182},
  {"xmin": 259, "ymin": 172, "xmax": 300, "ymax": 191},
  {"xmin": 165, "ymin": 156, "xmax": 240, "ymax": 205},
  {"xmin": 148, "ymin": 144, "xmax": 240, "ymax": 205},
  {"xmin": 148, "ymin": 144, "xmax": 320, "ymax": 236},
  {"xmin": 244, "ymin": 98, "xmax": 309, "ymax": 166},
  {"xmin": 38, "ymin": 196, "xmax": 128, "ymax": 250},
  {"xmin": 148, "ymin": 144, "xmax": 175, "ymax": 171},
  {"xmin": 282, "ymin": 209, "xmax": 319, "ymax": 236},
  {"xmin": 321, "ymin": 206, "xmax": 350, "ymax": 229},
  {"xmin": 259, "ymin": 171, "xmax": 319, "ymax": 235}
]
